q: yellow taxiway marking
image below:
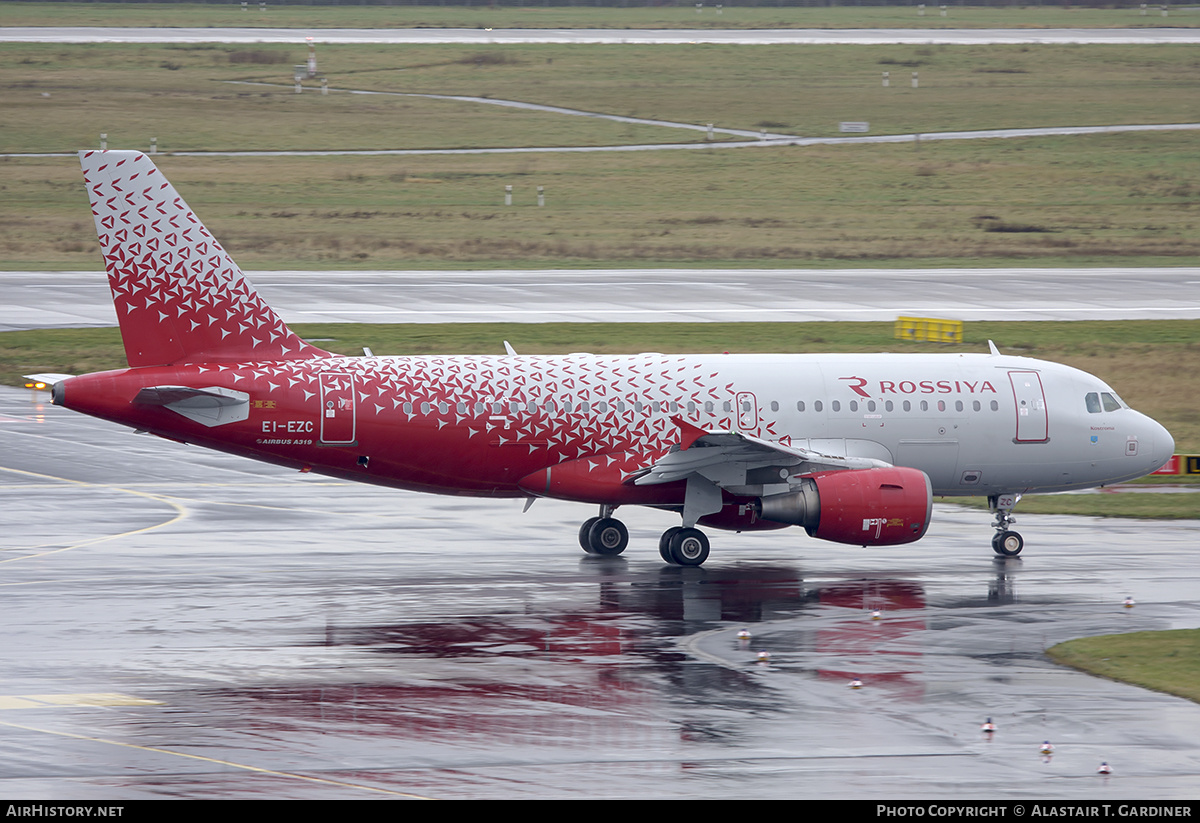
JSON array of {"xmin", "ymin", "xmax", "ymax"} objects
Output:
[
  {"xmin": 0, "ymin": 464, "xmax": 188, "ymax": 564},
  {"xmin": 0, "ymin": 693, "xmax": 163, "ymax": 710}
]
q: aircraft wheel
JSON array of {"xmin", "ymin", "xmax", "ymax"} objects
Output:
[
  {"xmin": 993, "ymin": 531, "xmax": 1024, "ymax": 557},
  {"xmin": 579, "ymin": 517, "xmax": 601, "ymax": 553},
  {"xmin": 587, "ymin": 518, "xmax": 629, "ymax": 557},
  {"xmin": 659, "ymin": 527, "xmax": 683, "ymax": 564},
  {"xmin": 668, "ymin": 528, "xmax": 710, "ymax": 567}
]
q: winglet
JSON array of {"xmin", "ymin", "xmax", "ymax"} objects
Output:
[
  {"xmin": 670, "ymin": 415, "xmax": 708, "ymax": 450},
  {"xmin": 988, "ymin": 340, "xmax": 1001, "ymax": 356},
  {"xmin": 504, "ymin": 340, "xmax": 517, "ymax": 356}
]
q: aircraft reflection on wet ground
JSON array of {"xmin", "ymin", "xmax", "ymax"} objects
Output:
[{"xmin": 4, "ymin": 387, "xmax": 1200, "ymax": 798}]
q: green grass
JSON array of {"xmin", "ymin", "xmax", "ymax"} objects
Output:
[
  {"xmin": 1047, "ymin": 630, "xmax": 1200, "ymax": 704},
  {"xmin": 6, "ymin": 42, "xmax": 1200, "ymax": 153},
  {"xmin": 2, "ymin": 3, "xmax": 1196, "ymax": 31},
  {"xmin": 6, "ymin": 131, "xmax": 1200, "ymax": 270},
  {"xmin": 3, "ymin": 40, "xmax": 1199, "ymax": 270}
]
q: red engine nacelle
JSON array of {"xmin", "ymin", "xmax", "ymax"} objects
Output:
[{"xmin": 755, "ymin": 466, "xmax": 932, "ymax": 546}]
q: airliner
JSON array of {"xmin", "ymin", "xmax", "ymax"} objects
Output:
[{"xmin": 33, "ymin": 151, "xmax": 1175, "ymax": 566}]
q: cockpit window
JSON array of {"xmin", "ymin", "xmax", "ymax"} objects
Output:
[
  {"xmin": 1085, "ymin": 392, "xmax": 1102, "ymax": 413},
  {"xmin": 1101, "ymin": 392, "xmax": 1122, "ymax": 412}
]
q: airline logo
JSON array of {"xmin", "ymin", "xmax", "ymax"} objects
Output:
[{"xmin": 840, "ymin": 376, "xmax": 998, "ymax": 398}]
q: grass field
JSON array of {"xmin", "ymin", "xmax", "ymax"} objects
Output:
[
  {"xmin": 3, "ymin": 40, "xmax": 1199, "ymax": 270},
  {"xmin": 1048, "ymin": 630, "xmax": 1200, "ymax": 704},
  {"xmin": 3, "ymin": 3, "xmax": 1198, "ymax": 31}
]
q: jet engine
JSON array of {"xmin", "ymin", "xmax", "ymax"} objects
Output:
[{"xmin": 755, "ymin": 466, "xmax": 932, "ymax": 546}]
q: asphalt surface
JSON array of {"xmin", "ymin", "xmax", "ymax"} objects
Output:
[
  {"xmin": 3, "ymin": 383, "xmax": 1200, "ymax": 799},
  {"xmin": 4, "ymin": 268, "xmax": 1199, "ymax": 331},
  {"xmin": 5, "ymin": 26, "xmax": 1200, "ymax": 45}
]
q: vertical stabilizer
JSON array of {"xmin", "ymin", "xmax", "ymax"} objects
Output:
[{"xmin": 80, "ymin": 150, "xmax": 327, "ymax": 367}]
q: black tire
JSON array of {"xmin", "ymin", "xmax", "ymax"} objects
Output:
[
  {"xmin": 993, "ymin": 531, "xmax": 1024, "ymax": 557},
  {"xmin": 587, "ymin": 518, "xmax": 629, "ymax": 556},
  {"xmin": 659, "ymin": 526, "xmax": 683, "ymax": 564},
  {"xmin": 579, "ymin": 517, "xmax": 601, "ymax": 553},
  {"xmin": 668, "ymin": 527, "xmax": 710, "ymax": 567}
]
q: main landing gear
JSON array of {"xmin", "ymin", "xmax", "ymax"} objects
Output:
[
  {"xmin": 989, "ymin": 493, "xmax": 1024, "ymax": 557},
  {"xmin": 579, "ymin": 509, "xmax": 629, "ymax": 557},
  {"xmin": 578, "ymin": 507, "xmax": 711, "ymax": 566},
  {"xmin": 658, "ymin": 526, "xmax": 710, "ymax": 567}
]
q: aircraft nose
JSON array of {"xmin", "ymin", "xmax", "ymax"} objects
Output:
[{"xmin": 1152, "ymin": 419, "xmax": 1176, "ymax": 472}]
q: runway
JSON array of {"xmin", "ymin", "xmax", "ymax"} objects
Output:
[
  {"xmin": 5, "ymin": 26, "xmax": 1200, "ymax": 45},
  {"xmin": 4, "ymin": 268, "xmax": 1199, "ymax": 331},
  {"xmin": 3, "ymin": 384, "xmax": 1199, "ymax": 798}
]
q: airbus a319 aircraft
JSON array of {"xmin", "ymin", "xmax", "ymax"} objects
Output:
[{"xmin": 35, "ymin": 151, "xmax": 1175, "ymax": 566}]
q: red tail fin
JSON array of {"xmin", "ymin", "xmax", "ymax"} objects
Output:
[{"xmin": 80, "ymin": 150, "xmax": 327, "ymax": 367}]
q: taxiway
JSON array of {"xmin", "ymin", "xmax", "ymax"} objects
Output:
[{"xmin": 4, "ymin": 267, "xmax": 1200, "ymax": 331}]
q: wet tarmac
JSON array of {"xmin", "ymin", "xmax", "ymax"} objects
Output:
[
  {"xmin": 4, "ymin": 268, "xmax": 1199, "ymax": 331},
  {"xmin": 3, "ymin": 385, "xmax": 1200, "ymax": 798},
  {"xmin": 5, "ymin": 27, "xmax": 1200, "ymax": 45}
]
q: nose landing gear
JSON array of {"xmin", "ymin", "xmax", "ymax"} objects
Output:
[{"xmin": 989, "ymin": 493, "xmax": 1024, "ymax": 557}]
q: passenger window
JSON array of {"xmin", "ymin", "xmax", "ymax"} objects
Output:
[
  {"xmin": 1086, "ymin": 392, "xmax": 1102, "ymax": 413},
  {"xmin": 796, "ymin": 401, "xmax": 805, "ymax": 412},
  {"xmin": 849, "ymin": 400, "xmax": 858, "ymax": 412},
  {"xmin": 814, "ymin": 400, "xmax": 823, "ymax": 412},
  {"xmin": 831, "ymin": 400, "xmax": 841, "ymax": 412}
]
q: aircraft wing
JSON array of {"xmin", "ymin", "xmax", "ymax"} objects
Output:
[{"xmin": 632, "ymin": 416, "xmax": 890, "ymax": 488}]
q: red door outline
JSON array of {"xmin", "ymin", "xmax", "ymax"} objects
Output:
[
  {"xmin": 1008, "ymin": 371, "xmax": 1048, "ymax": 442},
  {"xmin": 319, "ymin": 373, "xmax": 356, "ymax": 445}
]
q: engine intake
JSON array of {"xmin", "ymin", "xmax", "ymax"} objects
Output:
[{"xmin": 756, "ymin": 466, "xmax": 932, "ymax": 546}]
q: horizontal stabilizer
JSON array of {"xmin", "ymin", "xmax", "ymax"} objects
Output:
[
  {"xmin": 133, "ymin": 385, "xmax": 249, "ymax": 428},
  {"xmin": 23, "ymin": 373, "xmax": 75, "ymax": 387}
]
